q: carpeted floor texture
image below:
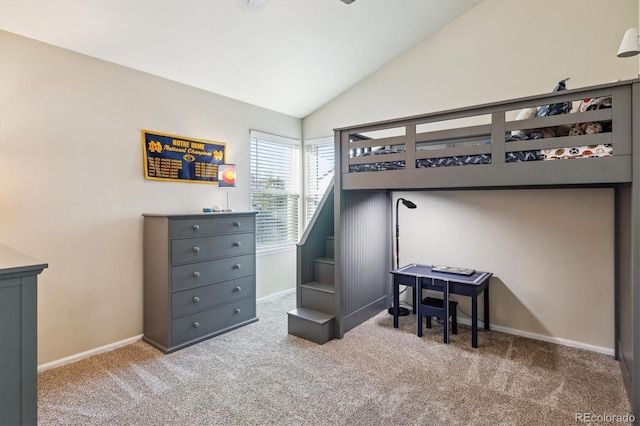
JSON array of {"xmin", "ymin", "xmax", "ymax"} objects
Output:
[{"xmin": 38, "ymin": 291, "xmax": 632, "ymax": 425}]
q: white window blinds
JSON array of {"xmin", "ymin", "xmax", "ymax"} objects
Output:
[
  {"xmin": 250, "ymin": 130, "xmax": 301, "ymax": 248},
  {"xmin": 304, "ymin": 136, "xmax": 334, "ymax": 225}
]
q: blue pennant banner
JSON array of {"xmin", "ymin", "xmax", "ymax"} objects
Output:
[{"xmin": 142, "ymin": 130, "xmax": 226, "ymax": 184}]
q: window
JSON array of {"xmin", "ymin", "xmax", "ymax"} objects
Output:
[
  {"xmin": 250, "ymin": 130, "xmax": 301, "ymax": 249},
  {"xmin": 304, "ymin": 136, "xmax": 334, "ymax": 225}
]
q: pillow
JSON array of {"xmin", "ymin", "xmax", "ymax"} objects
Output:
[{"xmin": 511, "ymin": 107, "xmax": 539, "ymax": 136}]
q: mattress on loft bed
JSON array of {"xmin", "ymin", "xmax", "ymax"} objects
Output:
[
  {"xmin": 348, "ymin": 138, "xmax": 613, "ymax": 172},
  {"xmin": 349, "ymin": 93, "xmax": 614, "ymax": 172}
]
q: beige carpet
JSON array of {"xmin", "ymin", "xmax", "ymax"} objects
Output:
[{"xmin": 38, "ymin": 291, "xmax": 632, "ymax": 425}]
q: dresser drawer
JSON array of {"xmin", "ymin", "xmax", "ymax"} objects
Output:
[
  {"xmin": 171, "ymin": 254, "xmax": 256, "ymax": 292},
  {"xmin": 171, "ymin": 276, "xmax": 255, "ymax": 318},
  {"xmin": 171, "ymin": 218, "xmax": 217, "ymax": 238},
  {"xmin": 171, "ymin": 296, "xmax": 256, "ymax": 344},
  {"xmin": 218, "ymin": 215, "xmax": 255, "ymax": 234},
  {"xmin": 171, "ymin": 233, "xmax": 255, "ymax": 264}
]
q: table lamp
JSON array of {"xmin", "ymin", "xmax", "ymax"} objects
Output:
[{"xmin": 218, "ymin": 164, "xmax": 236, "ymax": 211}]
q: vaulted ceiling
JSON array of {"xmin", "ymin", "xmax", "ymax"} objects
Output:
[{"xmin": 0, "ymin": 0, "xmax": 481, "ymax": 118}]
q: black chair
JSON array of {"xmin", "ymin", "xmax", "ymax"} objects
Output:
[{"xmin": 422, "ymin": 296, "xmax": 458, "ymax": 339}]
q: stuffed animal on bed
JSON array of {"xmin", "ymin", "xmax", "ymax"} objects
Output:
[
  {"xmin": 554, "ymin": 125, "xmax": 572, "ymax": 137},
  {"xmin": 569, "ymin": 122, "xmax": 603, "ymax": 136},
  {"xmin": 569, "ymin": 126, "xmax": 584, "ymax": 136},
  {"xmin": 537, "ymin": 128, "xmax": 556, "ymax": 138},
  {"xmin": 585, "ymin": 122, "xmax": 603, "ymax": 134}
]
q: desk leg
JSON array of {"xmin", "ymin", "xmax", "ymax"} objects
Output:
[
  {"xmin": 471, "ymin": 295, "xmax": 478, "ymax": 348},
  {"xmin": 412, "ymin": 287, "xmax": 416, "ymax": 314},
  {"xmin": 484, "ymin": 286, "xmax": 490, "ymax": 330},
  {"xmin": 443, "ymin": 280, "xmax": 449, "ymax": 344},
  {"xmin": 416, "ymin": 277, "xmax": 423, "ymax": 337},
  {"xmin": 393, "ymin": 280, "xmax": 399, "ymax": 328}
]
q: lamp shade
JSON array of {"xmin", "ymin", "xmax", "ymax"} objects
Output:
[
  {"xmin": 218, "ymin": 164, "xmax": 236, "ymax": 187},
  {"xmin": 617, "ymin": 28, "xmax": 640, "ymax": 58}
]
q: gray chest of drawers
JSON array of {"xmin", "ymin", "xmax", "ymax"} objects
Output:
[
  {"xmin": 0, "ymin": 245, "xmax": 47, "ymax": 426},
  {"xmin": 142, "ymin": 212, "xmax": 258, "ymax": 353}
]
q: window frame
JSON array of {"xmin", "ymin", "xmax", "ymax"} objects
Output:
[
  {"xmin": 250, "ymin": 130, "xmax": 302, "ymax": 251},
  {"xmin": 303, "ymin": 136, "xmax": 335, "ymax": 226}
]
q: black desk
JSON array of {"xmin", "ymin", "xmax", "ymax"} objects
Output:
[{"xmin": 391, "ymin": 264, "xmax": 492, "ymax": 348}]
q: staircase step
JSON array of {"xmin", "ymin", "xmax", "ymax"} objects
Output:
[
  {"xmin": 288, "ymin": 307, "xmax": 333, "ymax": 324},
  {"xmin": 287, "ymin": 308, "xmax": 335, "ymax": 344},
  {"xmin": 300, "ymin": 281, "xmax": 334, "ymax": 313},
  {"xmin": 301, "ymin": 281, "xmax": 335, "ymax": 294}
]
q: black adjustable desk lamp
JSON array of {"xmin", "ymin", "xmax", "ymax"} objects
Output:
[{"xmin": 388, "ymin": 197, "xmax": 417, "ymax": 316}]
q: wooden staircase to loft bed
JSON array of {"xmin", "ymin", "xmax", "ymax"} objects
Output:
[
  {"xmin": 287, "ymin": 182, "xmax": 336, "ymax": 344},
  {"xmin": 287, "ymin": 177, "xmax": 392, "ymax": 344}
]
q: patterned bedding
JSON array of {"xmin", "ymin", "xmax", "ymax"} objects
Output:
[
  {"xmin": 349, "ymin": 90, "xmax": 614, "ymax": 173},
  {"xmin": 348, "ymin": 144, "xmax": 613, "ymax": 172},
  {"xmin": 539, "ymin": 144, "xmax": 612, "ymax": 160}
]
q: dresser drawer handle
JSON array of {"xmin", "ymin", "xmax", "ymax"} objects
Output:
[
  {"xmin": 233, "ymin": 222, "xmax": 241, "ymax": 227},
  {"xmin": 193, "ymin": 321, "xmax": 200, "ymax": 328},
  {"xmin": 192, "ymin": 224, "xmax": 200, "ymax": 231},
  {"xmin": 193, "ymin": 296, "xmax": 200, "ymax": 303},
  {"xmin": 233, "ymin": 241, "xmax": 241, "ymax": 247},
  {"xmin": 234, "ymin": 286, "xmax": 242, "ymax": 292},
  {"xmin": 233, "ymin": 264, "xmax": 241, "ymax": 269},
  {"xmin": 234, "ymin": 308, "xmax": 241, "ymax": 314},
  {"xmin": 193, "ymin": 271, "xmax": 200, "ymax": 278},
  {"xmin": 192, "ymin": 246, "xmax": 200, "ymax": 252}
]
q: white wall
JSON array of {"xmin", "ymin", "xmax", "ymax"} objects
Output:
[
  {"xmin": 305, "ymin": 0, "xmax": 638, "ymax": 137},
  {"xmin": 396, "ymin": 189, "xmax": 614, "ymax": 348},
  {"xmin": 303, "ymin": 0, "xmax": 639, "ymax": 351},
  {"xmin": 0, "ymin": 30, "xmax": 300, "ymax": 364},
  {"xmin": 255, "ymin": 247, "xmax": 297, "ymax": 299}
]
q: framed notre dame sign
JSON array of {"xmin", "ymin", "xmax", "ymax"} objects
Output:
[{"xmin": 142, "ymin": 130, "xmax": 226, "ymax": 184}]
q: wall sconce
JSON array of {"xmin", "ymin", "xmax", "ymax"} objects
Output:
[{"xmin": 617, "ymin": 28, "xmax": 640, "ymax": 58}]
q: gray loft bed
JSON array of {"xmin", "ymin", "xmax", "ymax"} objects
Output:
[
  {"xmin": 338, "ymin": 80, "xmax": 634, "ymax": 190},
  {"xmin": 330, "ymin": 79, "xmax": 639, "ymax": 414}
]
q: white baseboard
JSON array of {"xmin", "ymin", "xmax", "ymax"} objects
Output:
[
  {"xmin": 37, "ymin": 334, "xmax": 143, "ymax": 372},
  {"xmin": 38, "ymin": 290, "xmax": 297, "ymax": 373},
  {"xmin": 257, "ymin": 287, "xmax": 295, "ymax": 303},
  {"xmin": 38, "ymin": 295, "xmax": 613, "ymax": 373},
  {"xmin": 456, "ymin": 318, "xmax": 614, "ymax": 356}
]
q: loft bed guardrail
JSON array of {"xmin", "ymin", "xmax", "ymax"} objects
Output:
[{"xmin": 336, "ymin": 79, "xmax": 636, "ymax": 191}]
